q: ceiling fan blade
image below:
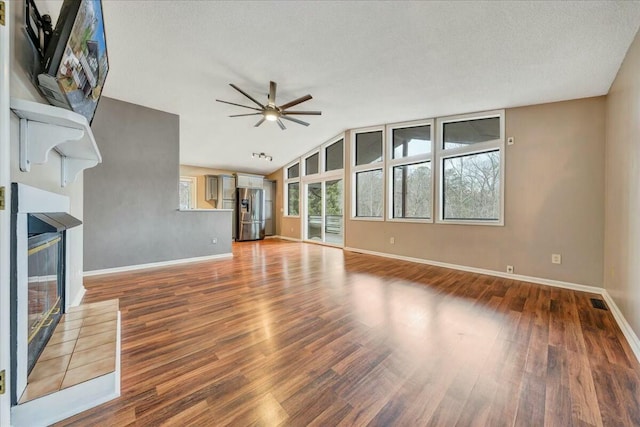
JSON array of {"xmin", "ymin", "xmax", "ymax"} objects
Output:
[
  {"xmin": 229, "ymin": 113, "xmax": 262, "ymax": 117},
  {"xmin": 277, "ymin": 118, "xmax": 286, "ymax": 130},
  {"xmin": 254, "ymin": 118, "xmax": 266, "ymax": 127},
  {"xmin": 229, "ymin": 83, "xmax": 265, "ymax": 108},
  {"xmin": 278, "ymin": 94, "xmax": 312, "ymax": 110},
  {"xmin": 269, "ymin": 81, "xmax": 277, "ymax": 105},
  {"xmin": 216, "ymin": 99, "xmax": 262, "ymax": 111},
  {"xmin": 280, "ymin": 115, "xmax": 310, "ymax": 126},
  {"xmin": 282, "ymin": 110, "xmax": 322, "ymax": 115}
]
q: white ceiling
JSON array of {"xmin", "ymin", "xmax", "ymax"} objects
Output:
[{"xmin": 96, "ymin": 1, "xmax": 640, "ymax": 175}]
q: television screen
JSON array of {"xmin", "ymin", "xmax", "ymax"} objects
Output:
[{"xmin": 36, "ymin": 0, "xmax": 108, "ymax": 124}]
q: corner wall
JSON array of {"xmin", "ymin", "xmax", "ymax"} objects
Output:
[
  {"xmin": 84, "ymin": 98, "xmax": 232, "ymax": 271},
  {"xmin": 605, "ymin": 29, "xmax": 640, "ymax": 338},
  {"xmin": 345, "ymin": 98, "xmax": 605, "ymax": 287},
  {"xmin": 272, "ymin": 97, "xmax": 606, "ymax": 286}
]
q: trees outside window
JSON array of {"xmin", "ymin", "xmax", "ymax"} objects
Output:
[
  {"xmin": 388, "ymin": 121, "xmax": 433, "ymax": 221},
  {"xmin": 352, "ymin": 128, "xmax": 384, "ymax": 219},
  {"xmin": 437, "ymin": 111, "xmax": 504, "ymax": 224},
  {"xmin": 284, "ymin": 162, "xmax": 300, "ymax": 216}
]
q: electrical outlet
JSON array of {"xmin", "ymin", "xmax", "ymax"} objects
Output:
[
  {"xmin": 552, "ymin": 254, "xmax": 561, "ymax": 264},
  {"xmin": 506, "ymin": 265, "xmax": 514, "ymax": 274},
  {"xmin": 389, "ymin": 237, "xmax": 395, "ymax": 244},
  {"xmin": 211, "ymin": 237, "xmax": 217, "ymax": 244}
]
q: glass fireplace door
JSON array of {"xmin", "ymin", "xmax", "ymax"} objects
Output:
[{"xmin": 27, "ymin": 232, "xmax": 63, "ymax": 372}]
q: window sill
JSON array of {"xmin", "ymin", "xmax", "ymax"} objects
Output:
[
  {"xmin": 350, "ymin": 216, "xmax": 384, "ymax": 222},
  {"xmin": 387, "ymin": 218, "xmax": 433, "ymax": 224},
  {"xmin": 435, "ymin": 219, "xmax": 504, "ymax": 226}
]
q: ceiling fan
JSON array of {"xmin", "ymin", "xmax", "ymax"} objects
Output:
[{"xmin": 216, "ymin": 81, "xmax": 321, "ymax": 130}]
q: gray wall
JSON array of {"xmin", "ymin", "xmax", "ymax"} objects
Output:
[{"xmin": 84, "ymin": 97, "xmax": 232, "ymax": 271}]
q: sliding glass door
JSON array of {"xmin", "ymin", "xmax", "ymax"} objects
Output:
[
  {"xmin": 305, "ymin": 179, "xmax": 343, "ymax": 246},
  {"xmin": 324, "ymin": 179, "xmax": 343, "ymax": 245},
  {"xmin": 306, "ymin": 182, "xmax": 322, "ymax": 241}
]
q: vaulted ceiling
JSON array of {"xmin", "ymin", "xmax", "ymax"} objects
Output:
[{"xmin": 75, "ymin": 1, "xmax": 640, "ymax": 174}]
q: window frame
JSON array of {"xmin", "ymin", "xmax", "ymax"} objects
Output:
[
  {"xmin": 386, "ymin": 119, "xmax": 434, "ymax": 223},
  {"xmin": 435, "ymin": 110, "xmax": 505, "ymax": 226},
  {"xmin": 351, "ymin": 125, "xmax": 385, "ymax": 221},
  {"xmin": 283, "ymin": 160, "xmax": 301, "ymax": 218}
]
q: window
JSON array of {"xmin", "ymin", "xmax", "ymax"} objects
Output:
[
  {"xmin": 304, "ymin": 152, "xmax": 319, "ymax": 176},
  {"xmin": 325, "ymin": 139, "xmax": 344, "ymax": 172},
  {"xmin": 352, "ymin": 128, "xmax": 384, "ymax": 219},
  {"xmin": 387, "ymin": 121, "xmax": 433, "ymax": 221},
  {"xmin": 355, "ymin": 131, "xmax": 383, "ymax": 165},
  {"xmin": 287, "ymin": 163, "xmax": 300, "ymax": 179},
  {"xmin": 392, "ymin": 162, "xmax": 431, "ymax": 218},
  {"xmin": 179, "ymin": 176, "xmax": 197, "ymax": 209},
  {"xmin": 437, "ymin": 111, "xmax": 504, "ymax": 224},
  {"xmin": 356, "ymin": 169, "xmax": 383, "ymax": 217},
  {"xmin": 288, "ymin": 182, "xmax": 300, "ymax": 216},
  {"xmin": 284, "ymin": 161, "xmax": 300, "ymax": 216}
]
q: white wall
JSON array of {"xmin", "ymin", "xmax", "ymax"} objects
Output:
[
  {"xmin": 10, "ymin": 0, "xmax": 85, "ymax": 308},
  {"xmin": 1, "ymin": 1, "xmax": 13, "ymax": 424}
]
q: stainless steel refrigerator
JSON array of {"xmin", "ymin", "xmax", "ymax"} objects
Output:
[{"xmin": 236, "ymin": 188, "xmax": 265, "ymax": 241}]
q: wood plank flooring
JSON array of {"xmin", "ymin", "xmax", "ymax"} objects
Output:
[{"xmin": 55, "ymin": 240, "xmax": 640, "ymax": 426}]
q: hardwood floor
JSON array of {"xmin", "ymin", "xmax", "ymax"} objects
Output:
[{"xmin": 55, "ymin": 240, "xmax": 640, "ymax": 426}]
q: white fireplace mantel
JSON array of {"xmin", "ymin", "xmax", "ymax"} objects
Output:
[{"xmin": 10, "ymin": 98, "xmax": 102, "ymax": 187}]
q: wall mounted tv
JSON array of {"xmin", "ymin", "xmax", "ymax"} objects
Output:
[{"xmin": 25, "ymin": 0, "xmax": 109, "ymax": 124}]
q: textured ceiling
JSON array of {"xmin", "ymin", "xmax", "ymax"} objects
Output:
[{"xmin": 94, "ymin": 1, "xmax": 640, "ymax": 175}]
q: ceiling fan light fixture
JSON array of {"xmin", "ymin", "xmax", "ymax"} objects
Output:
[
  {"xmin": 217, "ymin": 81, "xmax": 321, "ymax": 130},
  {"xmin": 264, "ymin": 110, "xmax": 278, "ymax": 121}
]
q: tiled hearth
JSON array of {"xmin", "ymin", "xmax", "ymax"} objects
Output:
[
  {"xmin": 11, "ymin": 299, "xmax": 121, "ymax": 427},
  {"xmin": 19, "ymin": 299, "xmax": 119, "ymax": 403}
]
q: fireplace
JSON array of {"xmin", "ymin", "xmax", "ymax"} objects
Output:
[
  {"xmin": 10, "ymin": 183, "xmax": 81, "ymax": 404},
  {"xmin": 26, "ymin": 229, "xmax": 64, "ymax": 373}
]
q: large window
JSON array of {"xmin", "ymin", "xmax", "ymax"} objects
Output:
[
  {"xmin": 437, "ymin": 111, "xmax": 504, "ymax": 224},
  {"xmin": 352, "ymin": 128, "xmax": 384, "ymax": 219},
  {"xmin": 284, "ymin": 161, "xmax": 300, "ymax": 216},
  {"xmin": 387, "ymin": 121, "xmax": 433, "ymax": 221}
]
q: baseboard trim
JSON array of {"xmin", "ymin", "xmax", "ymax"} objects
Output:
[
  {"xmin": 83, "ymin": 253, "xmax": 233, "ymax": 277},
  {"xmin": 271, "ymin": 235, "xmax": 302, "ymax": 242},
  {"xmin": 343, "ymin": 247, "xmax": 603, "ymax": 294},
  {"xmin": 69, "ymin": 286, "xmax": 86, "ymax": 308},
  {"xmin": 342, "ymin": 246, "xmax": 640, "ymax": 364},
  {"xmin": 601, "ymin": 290, "xmax": 640, "ymax": 364}
]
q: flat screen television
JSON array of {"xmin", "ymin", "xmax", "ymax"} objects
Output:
[{"xmin": 25, "ymin": 0, "xmax": 109, "ymax": 124}]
